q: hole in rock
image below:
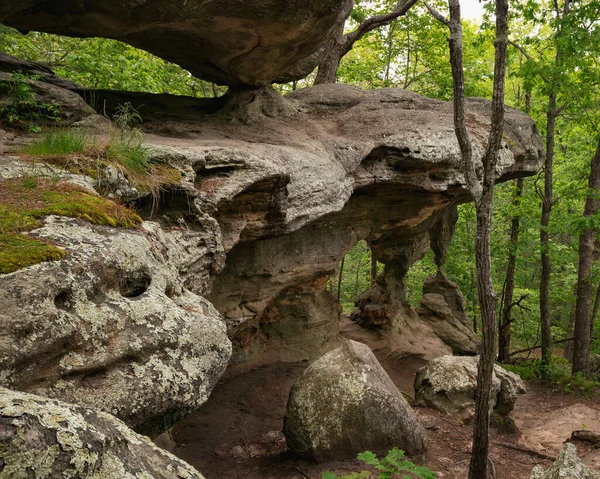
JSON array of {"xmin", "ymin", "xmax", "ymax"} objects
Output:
[
  {"xmin": 119, "ymin": 272, "xmax": 152, "ymax": 298},
  {"xmin": 54, "ymin": 290, "xmax": 73, "ymax": 311}
]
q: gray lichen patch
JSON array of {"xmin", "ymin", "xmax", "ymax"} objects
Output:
[{"xmin": 0, "ymin": 387, "xmax": 206, "ymax": 478}]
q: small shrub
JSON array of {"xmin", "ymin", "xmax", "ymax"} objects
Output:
[
  {"xmin": 322, "ymin": 448, "xmax": 435, "ymax": 479},
  {"xmin": 0, "ymin": 72, "xmax": 61, "ymax": 131}
]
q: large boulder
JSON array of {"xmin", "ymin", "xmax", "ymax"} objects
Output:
[
  {"xmin": 0, "ymin": 387, "xmax": 206, "ymax": 478},
  {"xmin": 0, "ymin": 215, "xmax": 232, "ymax": 438},
  {"xmin": 530, "ymin": 443, "xmax": 600, "ymax": 479},
  {"xmin": 283, "ymin": 340, "xmax": 428, "ymax": 462},
  {"xmin": 0, "ymin": 0, "xmax": 353, "ymax": 87},
  {"xmin": 414, "ymin": 355, "xmax": 526, "ymax": 421}
]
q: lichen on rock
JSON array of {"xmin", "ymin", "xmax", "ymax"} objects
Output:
[{"xmin": 0, "ymin": 387, "xmax": 206, "ymax": 478}]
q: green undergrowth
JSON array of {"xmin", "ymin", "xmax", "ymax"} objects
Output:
[
  {"xmin": 323, "ymin": 448, "xmax": 435, "ymax": 479},
  {"xmin": 0, "ymin": 72, "xmax": 61, "ymax": 132},
  {"xmin": 0, "ymin": 177, "xmax": 142, "ymax": 274},
  {"xmin": 21, "ymin": 130, "xmax": 181, "ymax": 194},
  {"xmin": 504, "ymin": 357, "xmax": 600, "ymax": 394}
]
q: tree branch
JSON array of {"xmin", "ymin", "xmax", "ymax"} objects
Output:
[
  {"xmin": 345, "ymin": 0, "xmax": 419, "ymax": 48},
  {"xmin": 424, "ymin": 1, "xmax": 449, "ymax": 26}
]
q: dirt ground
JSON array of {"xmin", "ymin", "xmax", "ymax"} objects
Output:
[{"xmin": 169, "ymin": 340, "xmax": 600, "ymax": 479}]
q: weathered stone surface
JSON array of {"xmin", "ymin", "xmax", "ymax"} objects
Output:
[
  {"xmin": 417, "ymin": 273, "xmax": 479, "ymax": 355},
  {"xmin": 0, "ymin": 387, "xmax": 206, "ymax": 478},
  {"xmin": 530, "ymin": 443, "xmax": 600, "ymax": 479},
  {"xmin": 0, "ymin": 0, "xmax": 353, "ymax": 87},
  {"xmin": 414, "ymin": 355, "xmax": 526, "ymax": 421},
  {"xmin": 0, "ymin": 215, "xmax": 232, "ymax": 438},
  {"xmin": 283, "ymin": 340, "xmax": 428, "ymax": 462}
]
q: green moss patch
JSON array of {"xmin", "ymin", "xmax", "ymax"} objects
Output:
[
  {"xmin": 0, "ymin": 234, "xmax": 65, "ymax": 274},
  {"xmin": 0, "ymin": 177, "xmax": 142, "ymax": 274}
]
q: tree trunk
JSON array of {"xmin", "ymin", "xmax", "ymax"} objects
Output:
[
  {"xmin": 438, "ymin": 0, "xmax": 509, "ymax": 477},
  {"xmin": 591, "ymin": 282, "xmax": 600, "ymax": 336},
  {"xmin": 337, "ymin": 256, "xmax": 345, "ymax": 302},
  {"xmin": 499, "ymin": 177, "xmax": 524, "ymax": 362},
  {"xmin": 572, "ymin": 138, "xmax": 600, "ymax": 375},
  {"xmin": 540, "ymin": 95, "xmax": 557, "ymax": 378},
  {"xmin": 371, "ymin": 248, "xmax": 378, "ymax": 283},
  {"xmin": 314, "ymin": 41, "xmax": 347, "ymax": 85}
]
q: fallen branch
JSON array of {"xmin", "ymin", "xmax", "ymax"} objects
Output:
[
  {"xmin": 509, "ymin": 336, "xmax": 599, "ymax": 356},
  {"xmin": 493, "ymin": 442, "xmax": 556, "ymax": 461},
  {"xmin": 571, "ymin": 430, "xmax": 600, "ymax": 446}
]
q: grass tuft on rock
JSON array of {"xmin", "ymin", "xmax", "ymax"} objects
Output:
[
  {"xmin": 21, "ymin": 130, "xmax": 182, "ymax": 194},
  {"xmin": 0, "ymin": 177, "xmax": 142, "ymax": 274}
]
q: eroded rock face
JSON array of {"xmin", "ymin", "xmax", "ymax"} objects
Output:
[
  {"xmin": 414, "ymin": 355, "xmax": 526, "ymax": 421},
  {"xmin": 0, "ymin": 215, "xmax": 232, "ymax": 437},
  {"xmin": 0, "ymin": 387, "xmax": 206, "ymax": 478},
  {"xmin": 530, "ymin": 443, "xmax": 600, "ymax": 479},
  {"xmin": 283, "ymin": 340, "xmax": 428, "ymax": 462},
  {"xmin": 0, "ymin": 0, "xmax": 353, "ymax": 87}
]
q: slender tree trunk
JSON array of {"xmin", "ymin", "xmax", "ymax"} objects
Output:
[
  {"xmin": 565, "ymin": 300, "xmax": 576, "ymax": 362},
  {"xmin": 540, "ymin": 95, "xmax": 557, "ymax": 378},
  {"xmin": 337, "ymin": 256, "xmax": 345, "ymax": 302},
  {"xmin": 469, "ymin": 0, "xmax": 509, "ymax": 476},
  {"xmin": 573, "ymin": 138, "xmax": 600, "ymax": 375},
  {"xmin": 354, "ymin": 248, "xmax": 364, "ymax": 299},
  {"xmin": 371, "ymin": 248, "xmax": 378, "ymax": 283},
  {"xmin": 314, "ymin": 41, "xmax": 347, "ymax": 85},
  {"xmin": 591, "ymin": 282, "xmax": 600, "ymax": 335},
  {"xmin": 499, "ymin": 177, "xmax": 524, "ymax": 362},
  {"xmin": 437, "ymin": 0, "xmax": 508, "ymax": 477}
]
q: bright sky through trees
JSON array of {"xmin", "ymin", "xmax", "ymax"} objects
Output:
[{"xmin": 461, "ymin": 0, "xmax": 485, "ymax": 20}]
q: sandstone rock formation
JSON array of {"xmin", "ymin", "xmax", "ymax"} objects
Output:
[
  {"xmin": 0, "ymin": 213, "xmax": 232, "ymax": 438},
  {"xmin": 283, "ymin": 340, "xmax": 428, "ymax": 462},
  {"xmin": 0, "ymin": 0, "xmax": 353, "ymax": 87},
  {"xmin": 530, "ymin": 443, "xmax": 600, "ymax": 479},
  {"xmin": 0, "ymin": 56, "xmax": 543, "ymax": 442},
  {"xmin": 417, "ymin": 273, "xmax": 479, "ymax": 355},
  {"xmin": 0, "ymin": 387, "xmax": 206, "ymax": 478},
  {"xmin": 414, "ymin": 355, "xmax": 526, "ymax": 421}
]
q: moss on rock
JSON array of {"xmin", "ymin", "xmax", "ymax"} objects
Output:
[{"xmin": 0, "ymin": 177, "xmax": 141, "ymax": 274}]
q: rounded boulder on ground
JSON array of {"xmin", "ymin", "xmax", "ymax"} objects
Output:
[
  {"xmin": 283, "ymin": 340, "xmax": 428, "ymax": 462},
  {"xmin": 414, "ymin": 355, "xmax": 526, "ymax": 422}
]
